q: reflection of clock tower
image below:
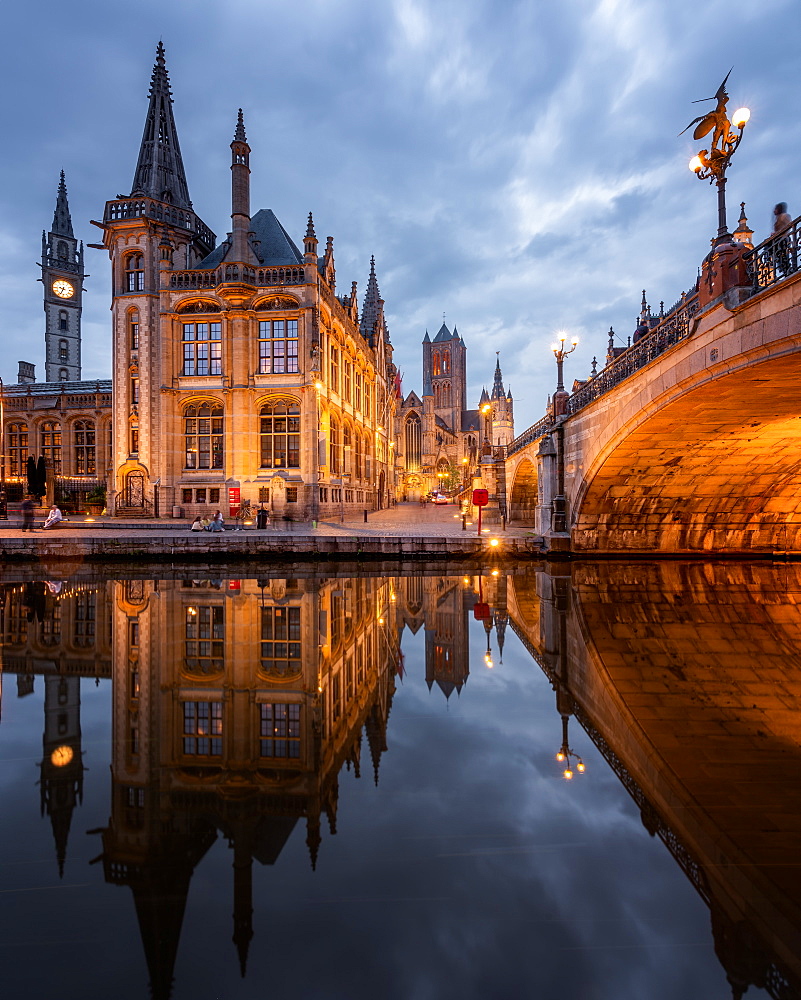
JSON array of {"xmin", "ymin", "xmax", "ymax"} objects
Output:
[
  {"xmin": 39, "ymin": 675, "xmax": 84, "ymax": 877},
  {"xmin": 41, "ymin": 171, "xmax": 84, "ymax": 382}
]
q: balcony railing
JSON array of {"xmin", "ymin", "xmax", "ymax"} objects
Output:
[
  {"xmin": 744, "ymin": 215, "xmax": 801, "ymax": 293},
  {"xmin": 170, "ymin": 264, "xmax": 307, "ymax": 290},
  {"xmin": 104, "ymin": 198, "xmax": 216, "ymax": 252}
]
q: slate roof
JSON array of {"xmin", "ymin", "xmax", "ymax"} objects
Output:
[
  {"xmin": 196, "ymin": 208, "xmax": 303, "ymax": 269},
  {"xmin": 404, "ymin": 391, "xmax": 422, "ymax": 407},
  {"xmin": 433, "ymin": 322, "xmax": 453, "ymax": 343},
  {"xmin": 435, "ymin": 414, "xmax": 454, "ymax": 435},
  {"xmin": 461, "ymin": 409, "xmax": 479, "ymax": 432}
]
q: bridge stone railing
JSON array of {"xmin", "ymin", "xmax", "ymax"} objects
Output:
[
  {"xmin": 744, "ymin": 214, "xmax": 801, "ymax": 293},
  {"xmin": 506, "ymin": 414, "xmax": 553, "ymax": 458}
]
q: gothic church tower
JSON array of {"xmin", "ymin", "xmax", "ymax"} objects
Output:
[{"xmin": 41, "ymin": 172, "xmax": 84, "ymax": 381}]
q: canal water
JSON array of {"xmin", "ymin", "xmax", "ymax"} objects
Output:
[{"xmin": 0, "ymin": 563, "xmax": 796, "ymax": 1000}]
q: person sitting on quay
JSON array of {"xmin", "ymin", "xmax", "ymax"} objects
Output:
[
  {"xmin": 208, "ymin": 510, "xmax": 225, "ymax": 532},
  {"xmin": 42, "ymin": 504, "xmax": 63, "ymax": 529},
  {"xmin": 190, "ymin": 516, "xmax": 204, "ymax": 532}
]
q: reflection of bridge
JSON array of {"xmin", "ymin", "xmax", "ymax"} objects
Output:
[
  {"xmin": 507, "ymin": 563, "xmax": 801, "ymax": 999},
  {"xmin": 504, "ymin": 221, "xmax": 801, "ymax": 554}
]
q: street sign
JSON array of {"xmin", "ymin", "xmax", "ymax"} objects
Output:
[{"xmin": 472, "ymin": 489, "xmax": 488, "ymax": 506}]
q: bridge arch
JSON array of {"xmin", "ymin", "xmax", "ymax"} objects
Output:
[{"xmin": 509, "ymin": 457, "xmax": 538, "ymax": 524}]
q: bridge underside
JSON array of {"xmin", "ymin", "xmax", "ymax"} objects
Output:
[{"xmin": 574, "ymin": 354, "xmax": 801, "ymax": 552}]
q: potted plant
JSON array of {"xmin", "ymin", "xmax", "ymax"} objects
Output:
[{"xmin": 85, "ymin": 485, "xmax": 107, "ymax": 515}]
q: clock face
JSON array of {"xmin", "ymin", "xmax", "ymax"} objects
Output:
[
  {"xmin": 50, "ymin": 745, "xmax": 74, "ymax": 767},
  {"xmin": 52, "ymin": 279, "xmax": 74, "ymax": 299}
]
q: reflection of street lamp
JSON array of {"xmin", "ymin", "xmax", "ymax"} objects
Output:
[
  {"xmin": 683, "ymin": 72, "xmax": 749, "ymax": 243},
  {"xmin": 551, "ymin": 333, "xmax": 578, "ymax": 393},
  {"xmin": 555, "ymin": 715, "xmax": 585, "ymax": 780}
]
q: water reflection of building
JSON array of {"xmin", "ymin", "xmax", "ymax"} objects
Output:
[
  {"xmin": 508, "ymin": 564, "xmax": 801, "ymax": 1000},
  {"xmin": 95, "ymin": 576, "xmax": 399, "ymax": 999},
  {"xmin": 394, "ymin": 574, "xmax": 479, "ymax": 700},
  {"xmin": 0, "ymin": 581, "xmax": 112, "ymax": 875}
]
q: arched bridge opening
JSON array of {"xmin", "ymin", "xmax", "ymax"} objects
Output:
[{"xmin": 509, "ymin": 458, "xmax": 538, "ymax": 525}]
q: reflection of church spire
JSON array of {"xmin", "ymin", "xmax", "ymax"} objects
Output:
[
  {"xmin": 232, "ymin": 838, "xmax": 253, "ymax": 978},
  {"xmin": 365, "ymin": 707, "xmax": 386, "ymax": 786},
  {"xmin": 39, "ymin": 676, "xmax": 84, "ymax": 877}
]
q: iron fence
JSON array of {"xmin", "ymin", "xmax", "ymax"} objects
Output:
[{"xmin": 744, "ymin": 216, "xmax": 801, "ymax": 293}]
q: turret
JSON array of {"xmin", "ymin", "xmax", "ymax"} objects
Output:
[{"xmin": 230, "ymin": 110, "xmax": 257, "ymax": 264}]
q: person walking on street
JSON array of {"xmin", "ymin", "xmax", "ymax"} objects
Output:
[
  {"xmin": 256, "ymin": 504, "xmax": 270, "ymax": 530},
  {"xmin": 21, "ymin": 496, "xmax": 35, "ymax": 532}
]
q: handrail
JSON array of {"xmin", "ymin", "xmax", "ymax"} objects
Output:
[{"xmin": 743, "ymin": 214, "xmax": 801, "ymax": 293}]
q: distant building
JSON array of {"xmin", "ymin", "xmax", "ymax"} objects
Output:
[
  {"xmin": 396, "ymin": 323, "xmax": 514, "ymax": 500},
  {"xmin": 0, "ymin": 174, "xmax": 111, "ymax": 507}
]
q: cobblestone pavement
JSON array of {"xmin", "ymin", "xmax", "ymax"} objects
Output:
[{"xmin": 0, "ymin": 502, "xmax": 535, "ymax": 541}]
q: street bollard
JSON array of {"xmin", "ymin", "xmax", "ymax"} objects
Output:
[
  {"xmin": 462, "ymin": 514, "xmax": 467, "ymax": 531},
  {"xmin": 363, "ymin": 509, "xmax": 368, "ymax": 523}
]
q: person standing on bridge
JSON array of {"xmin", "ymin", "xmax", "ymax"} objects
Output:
[{"xmin": 773, "ymin": 202, "xmax": 794, "ymax": 276}]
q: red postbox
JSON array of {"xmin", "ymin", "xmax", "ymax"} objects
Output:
[{"xmin": 472, "ymin": 488, "xmax": 489, "ymax": 535}]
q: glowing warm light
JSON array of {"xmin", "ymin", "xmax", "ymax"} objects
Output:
[
  {"xmin": 571, "ymin": 336, "xmax": 579, "ymax": 346},
  {"xmin": 732, "ymin": 107, "xmax": 750, "ymax": 128},
  {"xmin": 555, "ymin": 751, "xmax": 565, "ymax": 762},
  {"xmin": 463, "ymin": 576, "xmax": 470, "ymax": 584},
  {"xmin": 462, "ymin": 458, "xmax": 468, "ymax": 464},
  {"xmin": 244, "ymin": 520, "xmax": 254, "ymax": 525},
  {"xmin": 187, "ymin": 606, "xmax": 197, "ymax": 616},
  {"xmin": 480, "ymin": 404, "xmax": 491, "ymax": 414},
  {"xmin": 482, "ymin": 528, "xmax": 489, "ymax": 533},
  {"xmin": 390, "ymin": 593, "xmax": 397, "ymax": 602},
  {"xmin": 577, "ymin": 762, "xmax": 586, "ymax": 773},
  {"xmin": 50, "ymin": 745, "xmax": 74, "ymax": 767},
  {"xmin": 489, "ymin": 539, "xmax": 499, "ymax": 548},
  {"xmin": 491, "ymin": 569, "xmax": 499, "ymax": 577},
  {"xmin": 314, "ymin": 381, "xmax": 324, "ymax": 391},
  {"xmin": 563, "ymin": 769, "xmax": 573, "ymax": 780},
  {"xmin": 689, "ymin": 154, "xmax": 703, "ymax": 173},
  {"xmin": 84, "ymin": 517, "xmax": 96, "ymax": 523},
  {"xmin": 378, "ymin": 617, "xmax": 385, "ymax": 625}
]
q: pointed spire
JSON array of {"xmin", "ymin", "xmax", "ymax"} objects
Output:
[
  {"xmin": 423, "ymin": 330, "xmax": 431, "ymax": 343},
  {"xmin": 360, "ymin": 255, "xmax": 382, "ymax": 345},
  {"xmin": 491, "ymin": 352, "xmax": 504, "ymax": 399},
  {"xmin": 733, "ymin": 201, "xmax": 754, "ymax": 249},
  {"xmin": 130, "ymin": 42, "xmax": 193, "ymax": 209},
  {"xmin": 234, "ymin": 108, "xmax": 247, "ymax": 142},
  {"xmin": 52, "ymin": 171, "xmax": 74, "ymax": 238},
  {"xmin": 479, "ymin": 386, "xmax": 490, "ymax": 405}
]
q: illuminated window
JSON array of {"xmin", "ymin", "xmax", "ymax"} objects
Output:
[
  {"xmin": 329, "ymin": 419, "xmax": 341, "ymax": 474},
  {"xmin": 184, "ymin": 605, "xmax": 224, "ymax": 674},
  {"xmin": 259, "ymin": 400, "xmax": 300, "ymax": 468},
  {"xmin": 433, "ymin": 351, "xmax": 441, "ymax": 376},
  {"xmin": 343, "ymin": 361, "xmax": 352, "ymax": 402},
  {"xmin": 184, "ymin": 403, "xmax": 223, "ymax": 469},
  {"xmin": 405, "ymin": 414, "xmax": 421, "ymax": 471},
  {"xmin": 74, "ymin": 592, "xmax": 96, "ymax": 647},
  {"xmin": 259, "ymin": 703, "xmax": 300, "ymax": 758},
  {"xmin": 74, "ymin": 420, "xmax": 96, "ymax": 475},
  {"xmin": 354, "ymin": 370, "xmax": 362, "ymax": 412},
  {"xmin": 182, "ymin": 322, "xmax": 222, "ymax": 376},
  {"xmin": 182, "ymin": 701, "xmax": 223, "ymax": 756},
  {"xmin": 59, "ymin": 339, "xmax": 68, "ymax": 361},
  {"xmin": 258, "ymin": 319, "xmax": 298, "ymax": 374},
  {"xmin": 40, "ymin": 421, "xmax": 62, "ymax": 473},
  {"xmin": 8, "ymin": 422, "xmax": 28, "ymax": 476},
  {"xmin": 261, "ymin": 606, "xmax": 301, "ymax": 676},
  {"xmin": 329, "ymin": 345, "xmax": 340, "ymax": 393}
]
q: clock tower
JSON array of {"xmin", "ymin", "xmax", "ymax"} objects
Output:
[{"xmin": 42, "ymin": 171, "xmax": 84, "ymax": 382}]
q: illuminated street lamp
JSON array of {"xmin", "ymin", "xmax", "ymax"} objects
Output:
[
  {"xmin": 551, "ymin": 332, "xmax": 578, "ymax": 394},
  {"xmin": 555, "ymin": 715, "xmax": 585, "ymax": 780},
  {"xmin": 682, "ymin": 71, "xmax": 750, "ymax": 243}
]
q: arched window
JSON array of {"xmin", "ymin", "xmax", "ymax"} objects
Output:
[
  {"xmin": 433, "ymin": 352, "xmax": 441, "ymax": 376},
  {"xmin": 59, "ymin": 339, "xmax": 69, "ymax": 362},
  {"xmin": 354, "ymin": 369, "xmax": 362, "ymax": 412},
  {"xmin": 354, "ymin": 432, "xmax": 362, "ymax": 479},
  {"xmin": 40, "ymin": 421, "xmax": 62, "ymax": 473},
  {"xmin": 329, "ymin": 345, "xmax": 340, "ymax": 394},
  {"xmin": 443, "ymin": 350, "xmax": 451, "ymax": 373},
  {"xmin": 130, "ymin": 417, "xmax": 139, "ymax": 455},
  {"xmin": 125, "ymin": 253, "xmax": 144, "ymax": 292},
  {"xmin": 329, "ymin": 419, "xmax": 341, "ymax": 474},
  {"xmin": 184, "ymin": 403, "xmax": 223, "ymax": 469},
  {"xmin": 405, "ymin": 414, "xmax": 421, "ymax": 471},
  {"xmin": 343, "ymin": 424, "xmax": 353, "ymax": 474},
  {"xmin": 343, "ymin": 362, "xmax": 352, "ymax": 403},
  {"xmin": 259, "ymin": 400, "xmax": 299, "ymax": 469},
  {"xmin": 59, "ymin": 369, "xmax": 69, "ymax": 381},
  {"xmin": 59, "ymin": 311, "xmax": 68, "ymax": 332},
  {"xmin": 442, "ymin": 381, "xmax": 451, "ymax": 407},
  {"xmin": 129, "ymin": 309, "xmax": 140, "ymax": 350},
  {"xmin": 74, "ymin": 420, "xmax": 96, "ymax": 475},
  {"xmin": 57, "ymin": 241, "xmax": 68, "ymax": 260},
  {"xmin": 8, "ymin": 422, "xmax": 28, "ymax": 477}
]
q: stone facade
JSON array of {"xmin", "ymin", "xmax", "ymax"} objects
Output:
[{"xmin": 97, "ymin": 46, "xmax": 397, "ymax": 521}]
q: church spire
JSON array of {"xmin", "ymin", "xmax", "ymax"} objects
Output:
[
  {"xmin": 360, "ymin": 256, "xmax": 384, "ymax": 346},
  {"xmin": 130, "ymin": 42, "xmax": 193, "ymax": 209},
  {"xmin": 52, "ymin": 171, "xmax": 74, "ymax": 238},
  {"xmin": 491, "ymin": 352, "xmax": 504, "ymax": 399}
]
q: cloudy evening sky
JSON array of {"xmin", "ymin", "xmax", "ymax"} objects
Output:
[{"xmin": 0, "ymin": 0, "xmax": 799, "ymax": 431}]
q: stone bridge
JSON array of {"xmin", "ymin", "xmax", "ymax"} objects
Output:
[{"xmin": 503, "ymin": 225, "xmax": 801, "ymax": 554}]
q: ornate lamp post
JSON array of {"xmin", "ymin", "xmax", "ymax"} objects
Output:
[
  {"xmin": 555, "ymin": 714, "xmax": 586, "ymax": 780},
  {"xmin": 683, "ymin": 71, "xmax": 750, "ymax": 244},
  {"xmin": 551, "ymin": 332, "xmax": 578, "ymax": 395}
]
